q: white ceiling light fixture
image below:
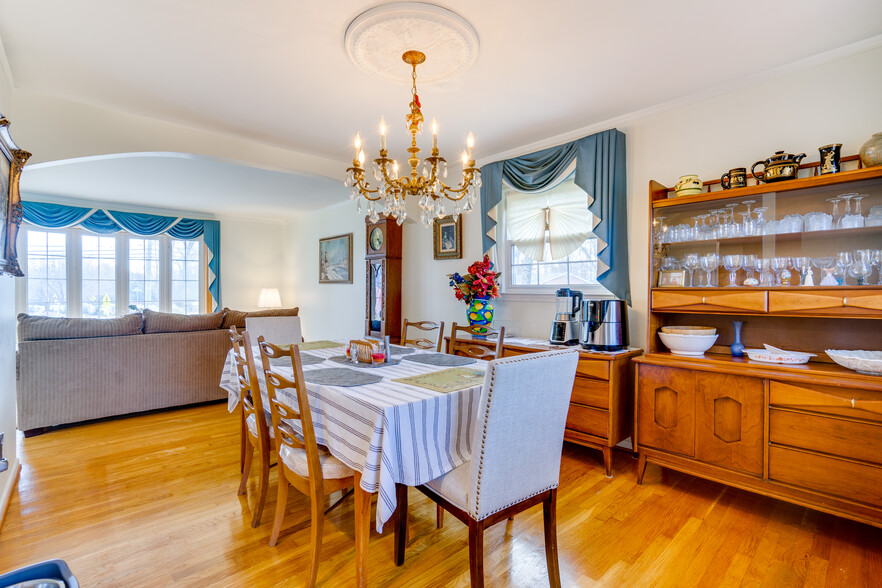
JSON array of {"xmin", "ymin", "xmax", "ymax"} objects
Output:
[{"xmin": 343, "ymin": 3, "xmax": 482, "ymax": 226}]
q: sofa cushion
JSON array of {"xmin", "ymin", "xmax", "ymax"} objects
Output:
[
  {"xmin": 221, "ymin": 306, "xmax": 299, "ymax": 329},
  {"xmin": 18, "ymin": 313, "xmax": 144, "ymax": 341},
  {"xmin": 143, "ymin": 309, "xmax": 225, "ymax": 333}
]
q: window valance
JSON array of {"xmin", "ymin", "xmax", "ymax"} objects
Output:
[
  {"xmin": 479, "ymin": 129, "xmax": 629, "ymax": 303},
  {"xmin": 21, "ymin": 201, "xmax": 222, "ymax": 310}
]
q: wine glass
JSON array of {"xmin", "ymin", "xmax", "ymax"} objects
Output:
[
  {"xmin": 699, "ymin": 253, "xmax": 719, "ymax": 287},
  {"xmin": 742, "ymin": 200, "xmax": 756, "ymax": 235},
  {"xmin": 770, "ymin": 257, "xmax": 790, "ymax": 286},
  {"xmin": 827, "ymin": 197, "xmax": 842, "ymax": 227},
  {"xmin": 754, "ymin": 207, "xmax": 769, "ymax": 234},
  {"xmin": 872, "ymin": 249, "xmax": 882, "ymax": 285},
  {"xmin": 794, "ymin": 256, "xmax": 813, "ymax": 286},
  {"xmin": 742, "ymin": 254, "xmax": 758, "ymax": 283},
  {"xmin": 682, "ymin": 253, "xmax": 701, "ymax": 287},
  {"xmin": 757, "ymin": 258, "xmax": 774, "ymax": 287},
  {"xmin": 722, "ymin": 254, "xmax": 742, "ymax": 287},
  {"xmin": 848, "ymin": 251, "xmax": 872, "ymax": 286},
  {"xmin": 812, "ymin": 257, "xmax": 838, "ymax": 286},
  {"xmin": 654, "ymin": 216, "xmax": 668, "ymax": 244},
  {"xmin": 835, "ymin": 251, "xmax": 853, "ymax": 285}
]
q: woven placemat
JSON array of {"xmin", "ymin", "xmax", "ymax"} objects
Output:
[
  {"xmin": 327, "ymin": 356, "xmax": 401, "ymax": 368},
  {"xmin": 302, "ymin": 368, "xmax": 383, "ymax": 387},
  {"xmin": 269, "ymin": 353, "xmax": 325, "ymax": 367},
  {"xmin": 388, "ymin": 345, "xmax": 417, "ymax": 355},
  {"xmin": 393, "ymin": 368, "xmax": 485, "ymax": 393},
  {"xmin": 402, "ymin": 353, "xmax": 477, "ymax": 367}
]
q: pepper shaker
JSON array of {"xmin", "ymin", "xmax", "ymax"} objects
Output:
[{"xmin": 384, "ymin": 335, "xmax": 391, "ymax": 362}]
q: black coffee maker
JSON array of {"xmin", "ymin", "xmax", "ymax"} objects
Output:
[{"xmin": 549, "ymin": 288, "xmax": 582, "ymax": 345}]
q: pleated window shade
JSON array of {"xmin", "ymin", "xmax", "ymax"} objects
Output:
[{"xmin": 505, "ymin": 179, "xmax": 594, "ymax": 262}]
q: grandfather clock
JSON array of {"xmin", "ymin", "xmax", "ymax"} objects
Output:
[{"xmin": 365, "ymin": 216, "xmax": 402, "ymax": 343}]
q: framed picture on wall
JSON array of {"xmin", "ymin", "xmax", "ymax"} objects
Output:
[
  {"xmin": 0, "ymin": 116, "xmax": 30, "ymax": 277},
  {"xmin": 319, "ymin": 233, "xmax": 353, "ymax": 284},
  {"xmin": 433, "ymin": 215, "xmax": 462, "ymax": 260}
]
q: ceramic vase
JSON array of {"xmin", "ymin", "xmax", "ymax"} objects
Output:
[
  {"xmin": 467, "ymin": 298, "xmax": 494, "ymax": 339},
  {"xmin": 859, "ymin": 132, "xmax": 882, "ymax": 168},
  {"xmin": 730, "ymin": 321, "xmax": 744, "ymax": 357}
]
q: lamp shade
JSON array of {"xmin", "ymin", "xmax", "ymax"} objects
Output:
[{"xmin": 257, "ymin": 287, "xmax": 282, "ymax": 309}]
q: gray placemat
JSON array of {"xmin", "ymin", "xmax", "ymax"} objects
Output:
[
  {"xmin": 269, "ymin": 353, "xmax": 325, "ymax": 367},
  {"xmin": 302, "ymin": 367, "xmax": 384, "ymax": 387},
  {"xmin": 389, "ymin": 345, "xmax": 417, "ymax": 355},
  {"xmin": 328, "ymin": 356, "xmax": 401, "ymax": 368},
  {"xmin": 402, "ymin": 353, "xmax": 477, "ymax": 367}
]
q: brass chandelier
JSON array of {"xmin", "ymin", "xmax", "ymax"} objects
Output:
[{"xmin": 345, "ymin": 50, "xmax": 481, "ymax": 226}]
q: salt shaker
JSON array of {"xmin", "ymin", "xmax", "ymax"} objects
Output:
[
  {"xmin": 384, "ymin": 335, "xmax": 391, "ymax": 363},
  {"xmin": 351, "ymin": 345, "xmax": 359, "ymax": 364}
]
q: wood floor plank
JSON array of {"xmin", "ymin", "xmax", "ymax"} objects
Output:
[{"xmin": 0, "ymin": 403, "xmax": 880, "ymax": 587}]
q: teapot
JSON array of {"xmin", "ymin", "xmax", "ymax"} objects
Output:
[{"xmin": 751, "ymin": 150, "xmax": 806, "ymax": 183}]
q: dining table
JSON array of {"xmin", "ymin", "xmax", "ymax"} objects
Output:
[{"xmin": 219, "ymin": 339, "xmax": 488, "ymax": 587}]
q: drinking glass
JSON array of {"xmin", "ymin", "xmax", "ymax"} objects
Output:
[
  {"xmin": 757, "ymin": 258, "xmax": 774, "ymax": 287},
  {"xmin": 872, "ymin": 250, "xmax": 882, "ymax": 285},
  {"xmin": 742, "ymin": 200, "xmax": 757, "ymax": 235},
  {"xmin": 700, "ymin": 253, "xmax": 719, "ymax": 287},
  {"xmin": 754, "ymin": 207, "xmax": 769, "ymax": 234},
  {"xmin": 770, "ymin": 257, "xmax": 790, "ymax": 286},
  {"xmin": 660, "ymin": 256, "xmax": 680, "ymax": 271},
  {"xmin": 794, "ymin": 256, "xmax": 813, "ymax": 286},
  {"xmin": 840, "ymin": 195, "xmax": 866, "ymax": 228},
  {"xmin": 848, "ymin": 251, "xmax": 872, "ymax": 286},
  {"xmin": 835, "ymin": 251, "xmax": 853, "ymax": 285},
  {"xmin": 827, "ymin": 197, "xmax": 842, "ymax": 227},
  {"xmin": 742, "ymin": 254, "xmax": 758, "ymax": 282},
  {"xmin": 654, "ymin": 216, "xmax": 667, "ymax": 244},
  {"xmin": 812, "ymin": 257, "xmax": 838, "ymax": 286},
  {"xmin": 682, "ymin": 253, "xmax": 700, "ymax": 288},
  {"xmin": 722, "ymin": 254, "xmax": 742, "ymax": 287}
]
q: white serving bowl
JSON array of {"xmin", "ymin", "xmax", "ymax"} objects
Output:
[
  {"xmin": 658, "ymin": 332, "xmax": 718, "ymax": 356},
  {"xmin": 744, "ymin": 348, "xmax": 812, "ymax": 364},
  {"xmin": 825, "ymin": 350, "xmax": 882, "ymax": 375}
]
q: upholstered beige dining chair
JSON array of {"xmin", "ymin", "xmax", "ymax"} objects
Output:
[
  {"xmin": 229, "ymin": 326, "xmax": 273, "ymax": 528},
  {"xmin": 257, "ymin": 337, "xmax": 355, "ymax": 587},
  {"xmin": 448, "ymin": 322, "xmax": 505, "ymax": 360},
  {"xmin": 394, "ymin": 348, "xmax": 579, "ymax": 588},
  {"xmin": 245, "ymin": 316, "xmax": 303, "ymax": 346},
  {"xmin": 401, "ymin": 318, "xmax": 445, "ymax": 352}
]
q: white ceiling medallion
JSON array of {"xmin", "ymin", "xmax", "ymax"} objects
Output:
[{"xmin": 344, "ymin": 2, "xmax": 479, "ymax": 84}]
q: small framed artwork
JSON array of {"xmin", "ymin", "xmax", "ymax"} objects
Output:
[
  {"xmin": 433, "ymin": 215, "xmax": 462, "ymax": 260},
  {"xmin": 0, "ymin": 116, "xmax": 30, "ymax": 277},
  {"xmin": 657, "ymin": 269, "xmax": 686, "ymax": 287},
  {"xmin": 319, "ymin": 233, "xmax": 353, "ymax": 284}
]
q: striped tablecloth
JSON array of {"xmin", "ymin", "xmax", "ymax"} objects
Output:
[{"xmin": 219, "ymin": 343, "xmax": 487, "ymax": 531}]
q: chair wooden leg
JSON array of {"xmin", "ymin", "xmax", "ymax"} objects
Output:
[
  {"xmin": 468, "ymin": 518, "xmax": 485, "ymax": 588},
  {"xmin": 394, "ymin": 483, "xmax": 408, "ymax": 565},
  {"xmin": 306, "ymin": 491, "xmax": 325, "ymax": 588},
  {"xmin": 436, "ymin": 504, "xmax": 444, "ymax": 528},
  {"xmin": 268, "ymin": 477, "xmax": 289, "ymax": 547},
  {"xmin": 238, "ymin": 441, "xmax": 254, "ymax": 495},
  {"xmin": 543, "ymin": 489, "xmax": 562, "ymax": 588},
  {"xmin": 251, "ymin": 449, "xmax": 270, "ymax": 527},
  {"xmin": 239, "ymin": 406, "xmax": 246, "ymax": 473}
]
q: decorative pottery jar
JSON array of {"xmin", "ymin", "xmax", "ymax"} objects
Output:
[
  {"xmin": 674, "ymin": 174, "xmax": 702, "ymax": 196},
  {"xmin": 467, "ymin": 298, "xmax": 494, "ymax": 338},
  {"xmin": 859, "ymin": 132, "xmax": 882, "ymax": 168},
  {"xmin": 818, "ymin": 143, "xmax": 842, "ymax": 175},
  {"xmin": 751, "ymin": 150, "xmax": 806, "ymax": 183},
  {"xmin": 720, "ymin": 167, "xmax": 747, "ymax": 190}
]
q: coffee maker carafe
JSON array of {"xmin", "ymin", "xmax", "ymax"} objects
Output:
[{"xmin": 549, "ymin": 288, "xmax": 582, "ymax": 345}]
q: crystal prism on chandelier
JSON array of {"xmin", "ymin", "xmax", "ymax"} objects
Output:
[{"xmin": 345, "ymin": 50, "xmax": 482, "ymax": 227}]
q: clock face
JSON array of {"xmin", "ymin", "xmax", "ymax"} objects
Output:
[{"xmin": 370, "ymin": 226, "xmax": 384, "ymax": 251}]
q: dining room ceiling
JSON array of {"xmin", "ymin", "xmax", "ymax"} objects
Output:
[{"xmin": 1, "ymin": 0, "xmax": 881, "ymax": 218}]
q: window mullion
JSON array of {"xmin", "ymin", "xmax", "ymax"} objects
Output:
[
  {"xmin": 118, "ymin": 233, "xmax": 128, "ymax": 316},
  {"xmin": 160, "ymin": 234, "xmax": 171, "ymax": 312},
  {"xmin": 68, "ymin": 230, "xmax": 82, "ymax": 318}
]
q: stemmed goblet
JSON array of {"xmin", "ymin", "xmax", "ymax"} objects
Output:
[
  {"xmin": 812, "ymin": 257, "xmax": 838, "ymax": 286},
  {"xmin": 722, "ymin": 255, "xmax": 742, "ymax": 287},
  {"xmin": 794, "ymin": 257, "xmax": 813, "ymax": 286},
  {"xmin": 770, "ymin": 257, "xmax": 790, "ymax": 286},
  {"xmin": 682, "ymin": 253, "xmax": 700, "ymax": 288},
  {"xmin": 872, "ymin": 250, "xmax": 882, "ymax": 285},
  {"xmin": 848, "ymin": 251, "xmax": 872, "ymax": 286},
  {"xmin": 742, "ymin": 254, "xmax": 758, "ymax": 283},
  {"xmin": 699, "ymin": 253, "xmax": 719, "ymax": 287},
  {"xmin": 835, "ymin": 251, "xmax": 853, "ymax": 285}
]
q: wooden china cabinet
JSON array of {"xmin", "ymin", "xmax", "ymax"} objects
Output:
[
  {"xmin": 634, "ymin": 161, "xmax": 882, "ymax": 528},
  {"xmin": 365, "ymin": 215, "xmax": 402, "ymax": 343}
]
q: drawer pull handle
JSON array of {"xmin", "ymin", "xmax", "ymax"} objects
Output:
[
  {"xmin": 701, "ymin": 296, "xmax": 706, "ymax": 304},
  {"xmin": 843, "ymin": 297, "xmax": 848, "ymax": 307},
  {"xmin": 851, "ymin": 398, "xmax": 856, "ymax": 408}
]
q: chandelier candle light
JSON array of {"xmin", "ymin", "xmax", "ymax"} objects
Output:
[{"xmin": 345, "ymin": 50, "xmax": 481, "ymax": 226}]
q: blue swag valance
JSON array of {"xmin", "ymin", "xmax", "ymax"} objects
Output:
[
  {"xmin": 479, "ymin": 128, "xmax": 629, "ymax": 303},
  {"xmin": 21, "ymin": 201, "xmax": 222, "ymax": 310}
]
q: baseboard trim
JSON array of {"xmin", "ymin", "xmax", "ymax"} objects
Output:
[{"xmin": 0, "ymin": 458, "xmax": 21, "ymax": 534}]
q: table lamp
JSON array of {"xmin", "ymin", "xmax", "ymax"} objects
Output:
[{"xmin": 257, "ymin": 287, "xmax": 281, "ymax": 309}]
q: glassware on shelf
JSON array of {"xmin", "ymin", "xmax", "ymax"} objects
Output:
[
  {"xmin": 754, "ymin": 207, "xmax": 769, "ymax": 234},
  {"xmin": 762, "ymin": 219, "xmax": 778, "ymax": 236},
  {"xmin": 794, "ymin": 256, "xmax": 814, "ymax": 286},
  {"xmin": 699, "ymin": 253, "xmax": 719, "ymax": 287},
  {"xmin": 722, "ymin": 255, "xmax": 742, "ymax": 287},
  {"xmin": 660, "ymin": 256, "xmax": 680, "ymax": 271},
  {"xmin": 770, "ymin": 257, "xmax": 790, "ymax": 286},
  {"xmin": 741, "ymin": 200, "xmax": 757, "ymax": 236},
  {"xmin": 682, "ymin": 253, "xmax": 701, "ymax": 288},
  {"xmin": 827, "ymin": 197, "xmax": 843, "ymax": 227},
  {"xmin": 654, "ymin": 216, "xmax": 668, "ymax": 244},
  {"xmin": 779, "ymin": 214, "xmax": 803, "ymax": 234},
  {"xmin": 812, "ymin": 257, "xmax": 838, "ymax": 286},
  {"xmin": 871, "ymin": 250, "xmax": 882, "ymax": 285},
  {"xmin": 757, "ymin": 258, "xmax": 774, "ymax": 287},
  {"xmin": 835, "ymin": 251, "xmax": 853, "ymax": 285},
  {"xmin": 742, "ymin": 254, "xmax": 758, "ymax": 284},
  {"xmin": 840, "ymin": 194, "xmax": 866, "ymax": 229},
  {"xmin": 837, "ymin": 193, "xmax": 856, "ymax": 228},
  {"xmin": 848, "ymin": 251, "xmax": 872, "ymax": 286},
  {"xmin": 804, "ymin": 211, "xmax": 833, "ymax": 232}
]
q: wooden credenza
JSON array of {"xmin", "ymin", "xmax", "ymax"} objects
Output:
[
  {"xmin": 634, "ymin": 353, "xmax": 882, "ymax": 528},
  {"xmin": 446, "ymin": 337, "xmax": 642, "ymax": 476}
]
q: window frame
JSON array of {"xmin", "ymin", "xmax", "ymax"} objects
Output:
[{"xmin": 15, "ymin": 225, "xmax": 206, "ymax": 318}]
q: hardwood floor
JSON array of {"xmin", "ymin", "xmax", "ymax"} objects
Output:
[{"xmin": 1, "ymin": 403, "xmax": 880, "ymax": 587}]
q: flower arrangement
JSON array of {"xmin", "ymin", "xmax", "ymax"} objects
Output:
[{"xmin": 448, "ymin": 255, "xmax": 502, "ymax": 305}]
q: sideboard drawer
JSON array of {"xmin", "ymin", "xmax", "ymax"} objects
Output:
[
  {"xmin": 566, "ymin": 404, "xmax": 609, "ymax": 439},
  {"xmin": 770, "ymin": 409, "xmax": 882, "ymax": 466},
  {"xmin": 769, "ymin": 381, "xmax": 882, "ymax": 423},
  {"xmin": 651, "ymin": 289, "xmax": 768, "ymax": 313},
  {"xmin": 571, "ymin": 377, "xmax": 609, "ymax": 410},
  {"xmin": 769, "ymin": 445, "xmax": 882, "ymax": 508},
  {"xmin": 576, "ymin": 358, "xmax": 609, "ymax": 381},
  {"xmin": 769, "ymin": 289, "xmax": 882, "ymax": 316}
]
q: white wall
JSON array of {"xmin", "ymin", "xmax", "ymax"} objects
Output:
[
  {"xmin": 218, "ymin": 217, "xmax": 285, "ymax": 311},
  {"xmin": 287, "ymin": 45, "xmax": 882, "ymax": 349}
]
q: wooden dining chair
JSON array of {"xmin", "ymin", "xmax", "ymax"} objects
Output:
[
  {"xmin": 394, "ymin": 349, "xmax": 579, "ymax": 588},
  {"xmin": 230, "ymin": 326, "xmax": 274, "ymax": 528},
  {"xmin": 448, "ymin": 322, "xmax": 505, "ymax": 360},
  {"xmin": 401, "ymin": 318, "xmax": 445, "ymax": 352},
  {"xmin": 257, "ymin": 337, "xmax": 355, "ymax": 587}
]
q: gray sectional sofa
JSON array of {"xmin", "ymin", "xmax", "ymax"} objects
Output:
[{"xmin": 15, "ymin": 306, "xmax": 298, "ymax": 435}]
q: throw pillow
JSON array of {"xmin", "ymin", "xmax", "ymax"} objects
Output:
[
  {"xmin": 17, "ymin": 313, "xmax": 144, "ymax": 341},
  {"xmin": 143, "ymin": 309, "xmax": 225, "ymax": 334}
]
